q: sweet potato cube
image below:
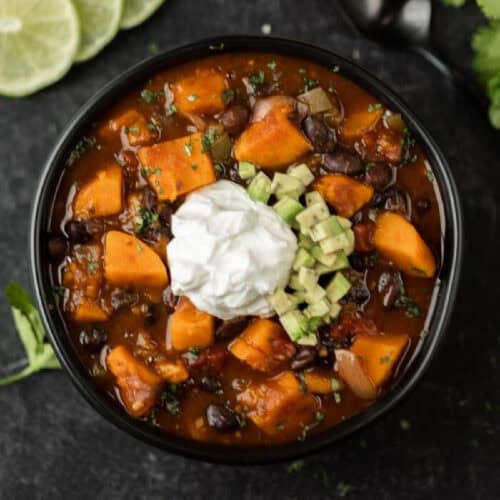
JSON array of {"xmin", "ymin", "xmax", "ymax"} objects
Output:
[
  {"xmin": 137, "ymin": 132, "xmax": 216, "ymax": 201},
  {"xmin": 154, "ymin": 359, "xmax": 189, "ymax": 383},
  {"xmin": 104, "ymin": 231, "xmax": 168, "ymax": 288},
  {"xmin": 169, "ymin": 297, "xmax": 215, "ymax": 352},
  {"xmin": 340, "ymin": 103, "xmax": 384, "ymax": 143},
  {"xmin": 100, "ymin": 109, "xmax": 153, "ymax": 146},
  {"xmin": 238, "ymin": 371, "xmax": 317, "ymax": 435},
  {"xmin": 73, "ymin": 165, "xmax": 123, "ymax": 219},
  {"xmin": 73, "ymin": 299, "xmax": 109, "ymax": 322},
  {"xmin": 107, "ymin": 345, "xmax": 161, "ymax": 417},
  {"xmin": 350, "ymin": 334, "xmax": 409, "ymax": 388},
  {"xmin": 304, "ymin": 371, "xmax": 336, "ymax": 394},
  {"xmin": 172, "ymin": 68, "xmax": 227, "ymax": 115},
  {"xmin": 373, "ymin": 211, "xmax": 437, "ymax": 278},
  {"xmin": 234, "ymin": 110, "xmax": 313, "ymax": 170},
  {"xmin": 314, "ymin": 174, "xmax": 374, "ymax": 217},
  {"xmin": 229, "ymin": 319, "xmax": 290, "ymax": 372}
]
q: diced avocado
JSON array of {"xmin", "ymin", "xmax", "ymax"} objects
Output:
[
  {"xmin": 330, "ymin": 250, "xmax": 350, "ymax": 271},
  {"xmin": 304, "ymin": 283, "xmax": 327, "ymax": 304},
  {"xmin": 296, "ymin": 203, "xmax": 329, "ymax": 230},
  {"xmin": 299, "ymin": 233, "xmax": 314, "ymax": 250},
  {"xmin": 305, "ymin": 190, "xmax": 324, "ymax": 207},
  {"xmin": 320, "ymin": 232, "xmax": 351, "ymax": 254},
  {"xmin": 280, "ymin": 310, "xmax": 309, "ymax": 341},
  {"xmin": 326, "ymin": 272, "xmax": 352, "ymax": 303},
  {"xmin": 276, "ymin": 188, "xmax": 302, "ymax": 201},
  {"xmin": 238, "ymin": 161, "xmax": 257, "ymax": 179},
  {"xmin": 247, "ymin": 172, "xmax": 272, "ymax": 203},
  {"xmin": 344, "ymin": 229, "xmax": 355, "ymax": 255},
  {"xmin": 271, "ymin": 173, "xmax": 305, "ymax": 199},
  {"xmin": 298, "ymin": 267, "xmax": 318, "ymax": 291},
  {"xmin": 337, "ymin": 216, "xmax": 352, "ymax": 229},
  {"xmin": 304, "ymin": 298, "xmax": 331, "ymax": 318},
  {"xmin": 289, "ymin": 273, "xmax": 305, "ymax": 291},
  {"xmin": 311, "ymin": 245, "xmax": 338, "ymax": 267},
  {"xmin": 329, "ymin": 302, "xmax": 342, "ymax": 319},
  {"xmin": 315, "ymin": 263, "xmax": 335, "ymax": 276},
  {"xmin": 293, "ymin": 248, "xmax": 315, "ymax": 271},
  {"xmin": 288, "ymin": 164, "xmax": 315, "ymax": 186},
  {"xmin": 292, "ymin": 290, "xmax": 305, "ymax": 302},
  {"xmin": 310, "ymin": 216, "xmax": 345, "ymax": 242},
  {"xmin": 269, "ymin": 289, "xmax": 299, "ymax": 316},
  {"xmin": 273, "ymin": 196, "xmax": 304, "ymax": 224},
  {"xmin": 296, "ymin": 333, "xmax": 318, "ymax": 346}
]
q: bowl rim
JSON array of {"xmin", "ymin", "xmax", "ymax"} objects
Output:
[{"xmin": 30, "ymin": 35, "xmax": 464, "ymax": 465}]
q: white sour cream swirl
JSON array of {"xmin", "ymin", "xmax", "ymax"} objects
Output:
[{"xmin": 167, "ymin": 180, "xmax": 297, "ymax": 319}]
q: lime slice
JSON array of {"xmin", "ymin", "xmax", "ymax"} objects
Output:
[
  {"xmin": 73, "ymin": 0, "xmax": 124, "ymax": 63},
  {"xmin": 0, "ymin": 0, "xmax": 80, "ymax": 97},
  {"xmin": 120, "ymin": 0, "xmax": 165, "ymax": 30}
]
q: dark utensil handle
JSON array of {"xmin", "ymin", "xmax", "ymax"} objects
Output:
[{"xmin": 412, "ymin": 45, "xmax": 490, "ymax": 112}]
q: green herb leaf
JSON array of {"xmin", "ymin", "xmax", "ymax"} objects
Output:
[
  {"xmin": 201, "ymin": 129, "xmax": 217, "ymax": 154},
  {"xmin": 221, "ymin": 88, "xmax": 235, "ymax": 104},
  {"xmin": 0, "ymin": 283, "xmax": 60, "ymax": 386},
  {"xmin": 248, "ymin": 70, "xmax": 265, "ymax": 90},
  {"xmin": 286, "ymin": 459, "xmax": 305, "ymax": 473},
  {"xmin": 66, "ymin": 136, "xmax": 98, "ymax": 167}
]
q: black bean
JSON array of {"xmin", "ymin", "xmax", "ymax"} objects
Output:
[
  {"xmin": 64, "ymin": 220, "xmax": 91, "ymax": 243},
  {"xmin": 290, "ymin": 346, "xmax": 317, "ymax": 371},
  {"xmin": 349, "ymin": 252, "xmax": 378, "ymax": 271},
  {"xmin": 206, "ymin": 404, "xmax": 240, "ymax": 432},
  {"xmin": 157, "ymin": 203, "xmax": 173, "ymax": 237},
  {"xmin": 322, "ymin": 151, "xmax": 363, "ymax": 175},
  {"xmin": 47, "ymin": 236, "xmax": 67, "ymax": 260},
  {"xmin": 415, "ymin": 197, "xmax": 432, "ymax": 215},
  {"xmin": 216, "ymin": 317, "xmax": 250, "ymax": 339},
  {"xmin": 377, "ymin": 271, "xmax": 403, "ymax": 308},
  {"xmin": 380, "ymin": 187, "xmax": 411, "ymax": 217},
  {"xmin": 365, "ymin": 164, "xmax": 393, "ymax": 191},
  {"xmin": 143, "ymin": 187, "xmax": 158, "ymax": 211},
  {"xmin": 303, "ymin": 116, "xmax": 336, "ymax": 153},
  {"xmin": 110, "ymin": 289, "xmax": 139, "ymax": 310},
  {"xmin": 143, "ymin": 304, "xmax": 159, "ymax": 326},
  {"xmin": 219, "ymin": 104, "xmax": 250, "ymax": 136},
  {"xmin": 345, "ymin": 282, "xmax": 371, "ymax": 305},
  {"xmin": 199, "ymin": 376, "xmax": 223, "ymax": 394},
  {"xmin": 162, "ymin": 287, "xmax": 177, "ymax": 313},
  {"xmin": 79, "ymin": 328, "xmax": 107, "ymax": 350}
]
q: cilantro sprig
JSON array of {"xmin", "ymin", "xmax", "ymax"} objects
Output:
[{"xmin": 0, "ymin": 283, "xmax": 60, "ymax": 386}]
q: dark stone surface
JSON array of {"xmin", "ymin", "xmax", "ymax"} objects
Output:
[{"xmin": 0, "ymin": 1, "xmax": 499, "ymax": 498}]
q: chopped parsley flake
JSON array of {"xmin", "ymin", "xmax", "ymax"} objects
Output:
[
  {"xmin": 140, "ymin": 88, "xmax": 164, "ymax": 104},
  {"xmin": 191, "ymin": 163, "xmax": 198, "ymax": 170},
  {"xmin": 395, "ymin": 292, "xmax": 421, "ymax": 318},
  {"xmin": 135, "ymin": 208, "xmax": 159, "ymax": 234},
  {"xmin": 400, "ymin": 418, "xmax": 411, "ymax": 431},
  {"xmin": 184, "ymin": 142, "xmax": 193, "ymax": 157},
  {"xmin": 167, "ymin": 104, "xmax": 177, "ymax": 116},
  {"xmin": 337, "ymin": 481, "xmax": 353, "ymax": 497},
  {"xmin": 209, "ymin": 42, "xmax": 224, "ymax": 51},
  {"xmin": 114, "ymin": 153, "xmax": 126, "ymax": 167},
  {"xmin": 201, "ymin": 129, "xmax": 217, "ymax": 154},
  {"xmin": 267, "ymin": 60, "xmax": 277, "ymax": 71},
  {"xmin": 87, "ymin": 261, "xmax": 98, "ymax": 274},
  {"xmin": 160, "ymin": 388, "xmax": 181, "ymax": 416},
  {"xmin": 298, "ymin": 411, "xmax": 324, "ymax": 441},
  {"xmin": 379, "ymin": 355, "xmax": 393, "ymax": 365},
  {"xmin": 426, "ymin": 170, "xmax": 435, "ymax": 183},
  {"xmin": 275, "ymin": 421, "xmax": 285, "ymax": 430},
  {"xmin": 298, "ymin": 68, "xmax": 307, "ymax": 75},
  {"xmin": 248, "ymin": 70, "xmax": 265, "ymax": 90},
  {"xmin": 332, "ymin": 65, "xmax": 340, "ymax": 73},
  {"xmin": 187, "ymin": 93, "xmax": 198, "ymax": 102},
  {"xmin": 125, "ymin": 126, "xmax": 140, "ymax": 134}
]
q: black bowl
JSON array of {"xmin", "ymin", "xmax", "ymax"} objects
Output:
[{"xmin": 30, "ymin": 36, "xmax": 463, "ymax": 465}]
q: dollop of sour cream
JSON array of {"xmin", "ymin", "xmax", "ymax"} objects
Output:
[{"xmin": 167, "ymin": 180, "xmax": 297, "ymax": 320}]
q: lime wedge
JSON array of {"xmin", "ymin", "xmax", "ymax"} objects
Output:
[
  {"xmin": 73, "ymin": 0, "xmax": 124, "ymax": 63},
  {"xmin": 0, "ymin": 0, "xmax": 79, "ymax": 97},
  {"xmin": 120, "ymin": 0, "xmax": 165, "ymax": 30}
]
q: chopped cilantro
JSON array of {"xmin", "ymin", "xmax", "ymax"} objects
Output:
[
  {"xmin": 87, "ymin": 261, "xmax": 98, "ymax": 274},
  {"xmin": 275, "ymin": 421, "xmax": 285, "ymax": 430},
  {"xmin": 400, "ymin": 418, "xmax": 411, "ymax": 431},
  {"xmin": 297, "ymin": 372, "xmax": 307, "ymax": 393},
  {"xmin": 298, "ymin": 68, "xmax": 307, "ymax": 75},
  {"xmin": 267, "ymin": 60, "xmax": 277, "ymax": 71},
  {"xmin": 136, "ymin": 244, "xmax": 143, "ymax": 253},
  {"xmin": 66, "ymin": 136, "xmax": 98, "ymax": 166},
  {"xmin": 125, "ymin": 126, "xmax": 140, "ymax": 134},
  {"xmin": 368, "ymin": 103, "xmax": 382, "ymax": 112},
  {"xmin": 299, "ymin": 69, "xmax": 319, "ymax": 92},
  {"xmin": 209, "ymin": 42, "xmax": 224, "ymax": 51},
  {"xmin": 337, "ymin": 481, "xmax": 353, "ymax": 497},
  {"xmin": 191, "ymin": 164, "xmax": 198, "ymax": 170},
  {"xmin": 286, "ymin": 459, "xmax": 305, "ymax": 473},
  {"xmin": 51, "ymin": 286, "xmax": 67, "ymax": 298},
  {"xmin": 379, "ymin": 355, "xmax": 393, "ymax": 365},
  {"xmin": 160, "ymin": 388, "xmax": 181, "ymax": 416},
  {"xmin": 332, "ymin": 65, "xmax": 340, "ymax": 73},
  {"xmin": 401, "ymin": 128, "xmax": 417, "ymax": 165},
  {"xmin": 298, "ymin": 412, "xmax": 325, "ymax": 441},
  {"xmin": 187, "ymin": 93, "xmax": 198, "ymax": 102},
  {"xmin": 167, "ymin": 104, "xmax": 177, "ymax": 116},
  {"xmin": 426, "ymin": 170, "xmax": 435, "ymax": 183},
  {"xmin": 221, "ymin": 88, "xmax": 235, "ymax": 103},
  {"xmin": 135, "ymin": 208, "xmax": 159, "ymax": 234},
  {"xmin": 201, "ymin": 129, "xmax": 217, "ymax": 154},
  {"xmin": 184, "ymin": 142, "xmax": 193, "ymax": 157},
  {"xmin": 395, "ymin": 292, "xmax": 421, "ymax": 318},
  {"xmin": 113, "ymin": 153, "xmax": 126, "ymax": 167},
  {"xmin": 248, "ymin": 70, "xmax": 265, "ymax": 90},
  {"xmin": 140, "ymin": 88, "xmax": 164, "ymax": 104}
]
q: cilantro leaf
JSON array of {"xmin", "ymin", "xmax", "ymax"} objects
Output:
[{"xmin": 0, "ymin": 283, "xmax": 60, "ymax": 386}]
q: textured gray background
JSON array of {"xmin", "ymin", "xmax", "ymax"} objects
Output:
[{"xmin": 1, "ymin": 1, "xmax": 499, "ymax": 499}]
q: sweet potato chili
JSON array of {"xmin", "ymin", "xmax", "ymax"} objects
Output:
[{"xmin": 46, "ymin": 53, "xmax": 442, "ymax": 445}]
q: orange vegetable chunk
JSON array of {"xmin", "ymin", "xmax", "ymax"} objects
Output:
[
  {"xmin": 304, "ymin": 371, "xmax": 336, "ymax": 394},
  {"xmin": 234, "ymin": 110, "xmax": 312, "ymax": 170},
  {"xmin": 169, "ymin": 297, "xmax": 215, "ymax": 352},
  {"xmin": 73, "ymin": 165, "xmax": 123, "ymax": 219},
  {"xmin": 350, "ymin": 334, "xmax": 409, "ymax": 388},
  {"xmin": 137, "ymin": 132, "xmax": 216, "ymax": 201},
  {"xmin": 229, "ymin": 319, "xmax": 292, "ymax": 373},
  {"xmin": 172, "ymin": 68, "xmax": 227, "ymax": 115},
  {"xmin": 373, "ymin": 211, "xmax": 437, "ymax": 278},
  {"xmin": 104, "ymin": 231, "xmax": 168, "ymax": 288},
  {"xmin": 340, "ymin": 103, "xmax": 384, "ymax": 143},
  {"xmin": 107, "ymin": 345, "xmax": 161, "ymax": 417},
  {"xmin": 100, "ymin": 109, "xmax": 154, "ymax": 146},
  {"xmin": 238, "ymin": 371, "xmax": 317, "ymax": 435},
  {"xmin": 314, "ymin": 174, "xmax": 374, "ymax": 217},
  {"xmin": 154, "ymin": 359, "xmax": 189, "ymax": 383},
  {"xmin": 73, "ymin": 299, "xmax": 109, "ymax": 322}
]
